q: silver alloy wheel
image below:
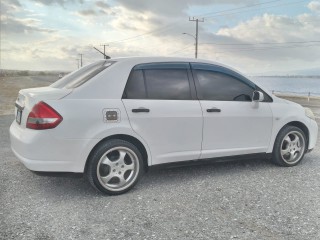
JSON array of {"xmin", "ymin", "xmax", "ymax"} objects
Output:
[
  {"xmin": 97, "ymin": 146, "xmax": 139, "ymax": 191},
  {"xmin": 280, "ymin": 131, "xmax": 305, "ymax": 164}
]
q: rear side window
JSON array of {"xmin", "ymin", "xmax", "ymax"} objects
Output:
[
  {"xmin": 125, "ymin": 70, "xmax": 146, "ymax": 99},
  {"xmin": 51, "ymin": 60, "xmax": 115, "ymax": 89},
  {"xmin": 124, "ymin": 68, "xmax": 191, "ymax": 100},
  {"xmin": 145, "ymin": 69, "xmax": 191, "ymax": 100},
  {"xmin": 195, "ymin": 70, "xmax": 254, "ymax": 101}
]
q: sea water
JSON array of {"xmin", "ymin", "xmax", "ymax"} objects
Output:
[{"xmin": 251, "ymin": 77, "xmax": 320, "ymax": 96}]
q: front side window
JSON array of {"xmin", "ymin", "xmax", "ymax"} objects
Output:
[
  {"xmin": 195, "ymin": 70, "xmax": 255, "ymax": 101},
  {"xmin": 124, "ymin": 67, "xmax": 191, "ymax": 100}
]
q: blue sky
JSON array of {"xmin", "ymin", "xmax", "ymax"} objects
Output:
[{"xmin": 1, "ymin": 0, "xmax": 320, "ymax": 74}]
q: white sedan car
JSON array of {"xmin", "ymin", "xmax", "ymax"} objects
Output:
[{"xmin": 10, "ymin": 57, "xmax": 318, "ymax": 195}]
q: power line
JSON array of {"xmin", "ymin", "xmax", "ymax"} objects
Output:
[
  {"xmin": 104, "ymin": 1, "xmax": 289, "ymax": 45},
  {"xmin": 106, "ymin": 22, "xmax": 185, "ymax": 44},
  {"xmin": 195, "ymin": 0, "xmax": 282, "ymax": 18},
  {"xmin": 204, "ymin": 0, "xmax": 308, "ymax": 19},
  {"xmin": 168, "ymin": 43, "xmax": 195, "ymax": 55},
  {"xmin": 211, "ymin": 44, "xmax": 320, "ymax": 53},
  {"xmin": 102, "ymin": 0, "xmax": 307, "ymax": 46},
  {"xmin": 200, "ymin": 40, "xmax": 320, "ymax": 46},
  {"xmin": 169, "ymin": 41, "xmax": 320, "ymax": 56}
]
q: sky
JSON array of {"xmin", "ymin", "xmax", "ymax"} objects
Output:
[{"xmin": 1, "ymin": 0, "xmax": 320, "ymax": 75}]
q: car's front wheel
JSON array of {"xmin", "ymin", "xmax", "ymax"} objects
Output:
[
  {"xmin": 87, "ymin": 139, "xmax": 143, "ymax": 195},
  {"xmin": 272, "ymin": 126, "xmax": 307, "ymax": 167}
]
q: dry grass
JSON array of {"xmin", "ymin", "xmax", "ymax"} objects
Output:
[{"xmin": 0, "ymin": 76, "xmax": 56, "ymax": 115}]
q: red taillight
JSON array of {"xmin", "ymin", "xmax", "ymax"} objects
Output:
[{"xmin": 26, "ymin": 101, "xmax": 63, "ymax": 130}]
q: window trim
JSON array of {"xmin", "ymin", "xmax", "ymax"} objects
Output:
[
  {"xmin": 123, "ymin": 62, "xmax": 273, "ymax": 102},
  {"xmin": 191, "ymin": 63, "xmax": 256, "ymax": 88},
  {"xmin": 191, "ymin": 63, "xmax": 273, "ymax": 102},
  {"xmin": 122, "ymin": 62, "xmax": 197, "ymax": 100},
  {"xmin": 191, "ymin": 68, "xmax": 254, "ymax": 102}
]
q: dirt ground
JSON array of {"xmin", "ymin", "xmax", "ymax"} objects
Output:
[{"xmin": 0, "ymin": 75, "xmax": 57, "ymax": 115}]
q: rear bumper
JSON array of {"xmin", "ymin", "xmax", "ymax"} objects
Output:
[
  {"xmin": 11, "ymin": 147, "xmax": 76, "ymax": 172},
  {"xmin": 10, "ymin": 121, "xmax": 90, "ymax": 172}
]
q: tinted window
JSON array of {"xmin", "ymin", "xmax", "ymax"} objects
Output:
[
  {"xmin": 195, "ymin": 70, "xmax": 254, "ymax": 101},
  {"xmin": 51, "ymin": 60, "xmax": 115, "ymax": 89},
  {"xmin": 144, "ymin": 69, "xmax": 191, "ymax": 100},
  {"xmin": 125, "ymin": 70, "xmax": 146, "ymax": 99}
]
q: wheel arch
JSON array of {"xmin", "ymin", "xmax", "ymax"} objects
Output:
[
  {"xmin": 84, "ymin": 134, "xmax": 150, "ymax": 174},
  {"xmin": 274, "ymin": 121, "xmax": 309, "ymax": 152}
]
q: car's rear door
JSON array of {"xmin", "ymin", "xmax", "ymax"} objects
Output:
[
  {"xmin": 191, "ymin": 63, "xmax": 273, "ymax": 159},
  {"xmin": 122, "ymin": 62, "xmax": 203, "ymax": 165}
]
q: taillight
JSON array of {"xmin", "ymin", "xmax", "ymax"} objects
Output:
[{"xmin": 26, "ymin": 101, "xmax": 63, "ymax": 130}]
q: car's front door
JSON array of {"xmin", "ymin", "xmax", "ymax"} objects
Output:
[
  {"xmin": 191, "ymin": 63, "xmax": 273, "ymax": 159},
  {"xmin": 122, "ymin": 63, "xmax": 203, "ymax": 165}
]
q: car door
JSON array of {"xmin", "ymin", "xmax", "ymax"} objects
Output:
[
  {"xmin": 191, "ymin": 63, "xmax": 273, "ymax": 159},
  {"xmin": 122, "ymin": 62, "xmax": 203, "ymax": 165}
]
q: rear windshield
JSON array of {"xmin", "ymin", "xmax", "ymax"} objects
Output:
[{"xmin": 51, "ymin": 60, "xmax": 115, "ymax": 89}]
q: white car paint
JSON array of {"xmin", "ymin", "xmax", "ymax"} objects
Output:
[
  {"xmin": 199, "ymin": 100, "xmax": 273, "ymax": 159},
  {"xmin": 10, "ymin": 57, "xmax": 318, "ymax": 173},
  {"xmin": 123, "ymin": 99, "xmax": 203, "ymax": 165}
]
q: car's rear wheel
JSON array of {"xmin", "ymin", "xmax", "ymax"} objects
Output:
[
  {"xmin": 87, "ymin": 139, "xmax": 143, "ymax": 195},
  {"xmin": 272, "ymin": 126, "xmax": 306, "ymax": 166}
]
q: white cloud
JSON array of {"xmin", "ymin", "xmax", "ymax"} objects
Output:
[
  {"xmin": 0, "ymin": 0, "xmax": 21, "ymax": 14},
  {"xmin": 115, "ymin": 0, "xmax": 257, "ymax": 17},
  {"xmin": 30, "ymin": 0, "xmax": 84, "ymax": 6},
  {"xmin": 308, "ymin": 1, "xmax": 320, "ymax": 12},
  {"xmin": 208, "ymin": 13, "xmax": 320, "ymax": 73},
  {"xmin": 2, "ymin": 0, "xmax": 320, "ymax": 74},
  {"xmin": 109, "ymin": 6, "xmax": 156, "ymax": 32}
]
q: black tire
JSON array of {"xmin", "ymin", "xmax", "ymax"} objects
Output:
[
  {"xmin": 272, "ymin": 125, "xmax": 307, "ymax": 167},
  {"xmin": 87, "ymin": 139, "xmax": 144, "ymax": 195}
]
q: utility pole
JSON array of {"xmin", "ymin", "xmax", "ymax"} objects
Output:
[
  {"xmin": 79, "ymin": 54, "xmax": 83, "ymax": 67},
  {"xmin": 188, "ymin": 17, "xmax": 204, "ymax": 58},
  {"xmin": 100, "ymin": 44, "xmax": 109, "ymax": 59},
  {"xmin": 93, "ymin": 46, "xmax": 111, "ymax": 59}
]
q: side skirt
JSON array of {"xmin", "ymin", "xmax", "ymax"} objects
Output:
[{"xmin": 149, "ymin": 152, "xmax": 272, "ymax": 170}]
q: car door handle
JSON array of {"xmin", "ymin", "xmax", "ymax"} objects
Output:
[
  {"xmin": 132, "ymin": 108, "xmax": 150, "ymax": 113},
  {"xmin": 207, "ymin": 107, "xmax": 221, "ymax": 113}
]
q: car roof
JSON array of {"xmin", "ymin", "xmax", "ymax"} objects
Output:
[
  {"xmin": 107, "ymin": 56, "xmax": 244, "ymax": 78},
  {"xmin": 109, "ymin": 56, "xmax": 224, "ymax": 66}
]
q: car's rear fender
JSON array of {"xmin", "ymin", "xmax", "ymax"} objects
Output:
[{"xmin": 42, "ymin": 98, "xmax": 152, "ymax": 172}]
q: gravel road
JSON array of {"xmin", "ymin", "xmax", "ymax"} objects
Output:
[
  {"xmin": 0, "ymin": 76, "xmax": 319, "ymax": 240},
  {"xmin": 1, "ymin": 113, "xmax": 319, "ymax": 239}
]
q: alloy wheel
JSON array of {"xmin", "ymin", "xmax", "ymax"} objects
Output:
[
  {"xmin": 280, "ymin": 131, "xmax": 305, "ymax": 165},
  {"xmin": 96, "ymin": 146, "xmax": 139, "ymax": 191}
]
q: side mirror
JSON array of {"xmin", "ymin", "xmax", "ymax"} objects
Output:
[{"xmin": 252, "ymin": 91, "xmax": 264, "ymax": 102}]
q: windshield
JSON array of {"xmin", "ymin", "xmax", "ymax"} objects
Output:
[{"xmin": 51, "ymin": 60, "xmax": 115, "ymax": 89}]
